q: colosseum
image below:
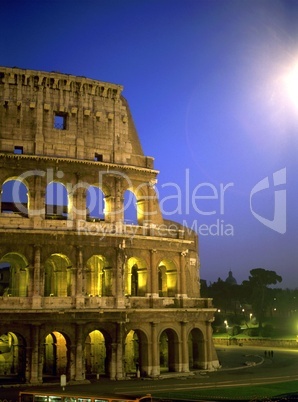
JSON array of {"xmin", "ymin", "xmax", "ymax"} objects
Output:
[{"xmin": 0, "ymin": 66, "xmax": 219, "ymax": 384}]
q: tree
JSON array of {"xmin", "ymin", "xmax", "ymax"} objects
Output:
[{"xmin": 243, "ymin": 268, "xmax": 282, "ymax": 332}]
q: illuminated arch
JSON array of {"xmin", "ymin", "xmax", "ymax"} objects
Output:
[
  {"xmin": 44, "ymin": 254, "xmax": 72, "ymax": 297},
  {"xmin": 85, "ymin": 255, "xmax": 112, "ymax": 296},
  {"xmin": 0, "ymin": 331, "xmax": 26, "ymax": 378},
  {"xmin": 124, "ymin": 329, "xmax": 149, "ymax": 377},
  {"xmin": 84, "ymin": 330, "xmax": 108, "ymax": 377},
  {"xmin": 43, "ymin": 331, "xmax": 69, "ymax": 378},
  {"xmin": 125, "ymin": 257, "xmax": 148, "ymax": 296},
  {"xmin": 0, "ymin": 252, "xmax": 29, "ymax": 296},
  {"xmin": 158, "ymin": 259, "xmax": 177, "ymax": 297}
]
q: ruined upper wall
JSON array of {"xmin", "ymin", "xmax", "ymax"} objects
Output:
[{"xmin": 0, "ymin": 67, "xmax": 153, "ymax": 169}]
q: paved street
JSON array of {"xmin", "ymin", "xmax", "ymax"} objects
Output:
[{"xmin": 1, "ymin": 345, "xmax": 298, "ymax": 401}]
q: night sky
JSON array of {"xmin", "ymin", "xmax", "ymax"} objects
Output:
[{"xmin": 2, "ymin": 0, "xmax": 298, "ymax": 288}]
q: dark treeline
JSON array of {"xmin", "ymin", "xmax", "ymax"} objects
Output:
[{"xmin": 202, "ymin": 268, "xmax": 298, "ymax": 336}]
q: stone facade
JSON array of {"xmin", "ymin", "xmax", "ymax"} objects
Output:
[{"xmin": 0, "ymin": 66, "xmax": 219, "ymax": 384}]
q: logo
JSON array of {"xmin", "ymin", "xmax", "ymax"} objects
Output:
[{"xmin": 250, "ymin": 168, "xmax": 286, "ymax": 234}]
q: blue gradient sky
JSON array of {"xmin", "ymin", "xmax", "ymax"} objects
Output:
[{"xmin": 2, "ymin": 0, "xmax": 298, "ymax": 288}]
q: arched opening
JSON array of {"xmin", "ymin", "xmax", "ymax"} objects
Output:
[
  {"xmin": 159, "ymin": 329, "xmax": 179, "ymax": 373},
  {"xmin": 158, "ymin": 260, "xmax": 177, "ymax": 297},
  {"xmin": 84, "ymin": 330, "xmax": 107, "ymax": 378},
  {"xmin": 86, "ymin": 186, "xmax": 105, "ymax": 221},
  {"xmin": 1, "ymin": 179, "xmax": 28, "ymax": 217},
  {"xmin": 123, "ymin": 190, "xmax": 138, "ymax": 224},
  {"xmin": 45, "ymin": 182, "xmax": 68, "ymax": 219},
  {"xmin": 44, "ymin": 254, "xmax": 72, "ymax": 297},
  {"xmin": 85, "ymin": 255, "xmax": 112, "ymax": 296},
  {"xmin": 124, "ymin": 330, "xmax": 148, "ymax": 378},
  {"xmin": 0, "ymin": 253, "xmax": 29, "ymax": 297},
  {"xmin": 188, "ymin": 328, "xmax": 205, "ymax": 370},
  {"xmin": 0, "ymin": 332, "xmax": 26, "ymax": 382},
  {"xmin": 125, "ymin": 257, "xmax": 148, "ymax": 297},
  {"xmin": 43, "ymin": 332, "xmax": 69, "ymax": 380}
]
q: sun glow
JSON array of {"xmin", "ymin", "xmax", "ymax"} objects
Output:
[{"xmin": 284, "ymin": 63, "xmax": 298, "ymax": 108}]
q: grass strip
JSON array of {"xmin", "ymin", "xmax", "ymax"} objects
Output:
[{"xmin": 152, "ymin": 380, "xmax": 298, "ymax": 401}]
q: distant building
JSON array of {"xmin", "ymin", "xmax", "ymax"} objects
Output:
[
  {"xmin": 225, "ymin": 270, "xmax": 237, "ymax": 285},
  {"xmin": 0, "ymin": 67, "xmax": 219, "ymax": 384}
]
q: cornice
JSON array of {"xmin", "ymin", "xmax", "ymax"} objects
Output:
[{"xmin": 0, "ymin": 153, "xmax": 159, "ymax": 175}]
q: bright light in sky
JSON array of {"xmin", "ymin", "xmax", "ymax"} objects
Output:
[{"xmin": 284, "ymin": 63, "xmax": 298, "ymax": 108}]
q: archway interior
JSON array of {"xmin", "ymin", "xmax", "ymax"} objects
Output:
[
  {"xmin": 44, "ymin": 254, "xmax": 72, "ymax": 297},
  {"xmin": 0, "ymin": 252, "xmax": 29, "ymax": 296},
  {"xmin": 158, "ymin": 260, "xmax": 177, "ymax": 297},
  {"xmin": 124, "ymin": 330, "xmax": 139, "ymax": 374},
  {"xmin": 125, "ymin": 257, "xmax": 147, "ymax": 296},
  {"xmin": 124, "ymin": 190, "xmax": 138, "ymax": 224},
  {"xmin": 0, "ymin": 332, "xmax": 24, "ymax": 377},
  {"xmin": 188, "ymin": 328, "xmax": 204, "ymax": 370},
  {"xmin": 45, "ymin": 182, "xmax": 68, "ymax": 219},
  {"xmin": 43, "ymin": 331, "xmax": 67, "ymax": 377},
  {"xmin": 85, "ymin": 330, "xmax": 106, "ymax": 376},
  {"xmin": 85, "ymin": 255, "xmax": 112, "ymax": 297},
  {"xmin": 159, "ymin": 329, "xmax": 178, "ymax": 372},
  {"xmin": 1, "ymin": 179, "xmax": 28, "ymax": 216},
  {"xmin": 86, "ymin": 186, "xmax": 105, "ymax": 221}
]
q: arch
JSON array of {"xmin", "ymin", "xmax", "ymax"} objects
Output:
[
  {"xmin": 1, "ymin": 178, "xmax": 28, "ymax": 217},
  {"xmin": 158, "ymin": 259, "xmax": 177, "ymax": 297},
  {"xmin": 125, "ymin": 257, "xmax": 148, "ymax": 296},
  {"xmin": 0, "ymin": 253, "xmax": 29, "ymax": 296},
  {"xmin": 44, "ymin": 254, "xmax": 72, "ymax": 297},
  {"xmin": 84, "ymin": 330, "xmax": 108, "ymax": 378},
  {"xmin": 188, "ymin": 328, "xmax": 205, "ymax": 370},
  {"xmin": 0, "ymin": 332, "xmax": 26, "ymax": 381},
  {"xmin": 43, "ymin": 331, "xmax": 69, "ymax": 379},
  {"xmin": 124, "ymin": 329, "xmax": 148, "ymax": 377},
  {"xmin": 85, "ymin": 255, "xmax": 112, "ymax": 296},
  {"xmin": 159, "ymin": 328, "xmax": 179, "ymax": 372},
  {"xmin": 123, "ymin": 190, "xmax": 138, "ymax": 224},
  {"xmin": 86, "ymin": 186, "xmax": 105, "ymax": 221},
  {"xmin": 45, "ymin": 182, "xmax": 68, "ymax": 219}
]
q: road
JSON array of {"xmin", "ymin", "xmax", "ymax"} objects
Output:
[{"xmin": 1, "ymin": 345, "xmax": 298, "ymax": 401}]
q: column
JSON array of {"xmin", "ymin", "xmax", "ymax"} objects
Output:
[
  {"xmin": 150, "ymin": 322, "xmax": 159, "ymax": 377},
  {"xmin": 24, "ymin": 346, "xmax": 31, "ymax": 384},
  {"xmin": 149, "ymin": 249, "xmax": 158, "ymax": 298},
  {"xmin": 32, "ymin": 175, "xmax": 45, "ymax": 221},
  {"xmin": 75, "ymin": 325, "xmax": 84, "ymax": 381},
  {"xmin": 35, "ymin": 75, "xmax": 45, "ymax": 154},
  {"xmin": 115, "ymin": 246, "xmax": 125, "ymax": 307},
  {"xmin": 109, "ymin": 343, "xmax": 117, "ymax": 380},
  {"xmin": 114, "ymin": 177, "xmax": 123, "ymax": 229},
  {"xmin": 179, "ymin": 251, "xmax": 187, "ymax": 298},
  {"xmin": 31, "ymin": 245, "xmax": 42, "ymax": 308},
  {"xmin": 73, "ymin": 179, "xmax": 86, "ymax": 222},
  {"xmin": 69, "ymin": 345, "xmax": 76, "ymax": 381},
  {"xmin": 116, "ymin": 322, "xmax": 124, "ymax": 380},
  {"xmin": 37, "ymin": 343, "xmax": 44, "ymax": 383},
  {"xmin": 206, "ymin": 320, "xmax": 216, "ymax": 370},
  {"xmin": 181, "ymin": 321, "xmax": 189, "ymax": 372},
  {"xmin": 29, "ymin": 325, "xmax": 40, "ymax": 384},
  {"xmin": 75, "ymin": 246, "xmax": 84, "ymax": 308}
]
